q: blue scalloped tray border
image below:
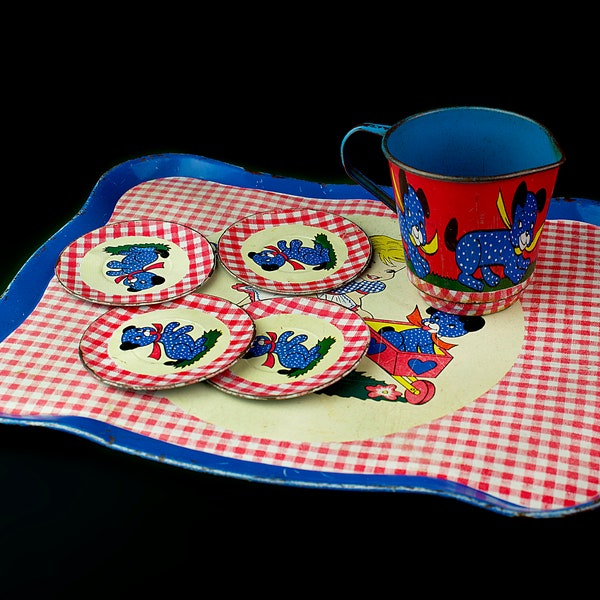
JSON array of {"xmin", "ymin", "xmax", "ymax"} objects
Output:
[{"xmin": 2, "ymin": 153, "xmax": 599, "ymax": 518}]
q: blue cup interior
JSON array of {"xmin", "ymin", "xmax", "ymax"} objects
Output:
[{"xmin": 384, "ymin": 107, "xmax": 565, "ymax": 179}]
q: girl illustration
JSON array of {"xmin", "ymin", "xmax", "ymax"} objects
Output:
[{"xmin": 316, "ymin": 234, "xmax": 405, "ymax": 318}]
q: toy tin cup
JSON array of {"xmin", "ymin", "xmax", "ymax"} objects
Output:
[{"xmin": 341, "ymin": 106, "xmax": 565, "ymax": 315}]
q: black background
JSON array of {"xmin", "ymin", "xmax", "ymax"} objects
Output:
[{"xmin": 2, "ymin": 13, "xmax": 598, "ymax": 596}]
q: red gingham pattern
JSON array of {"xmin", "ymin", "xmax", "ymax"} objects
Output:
[
  {"xmin": 207, "ymin": 296, "xmax": 371, "ymax": 398},
  {"xmin": 79, "ymin": 294, "xmax": 255, "ymax": 390},
  {"xmin": 217, "ymin": 209, "xmax": 371, "ymax": 294},
  {"xmin": 55, "ymin": 220, "xmax": 215, "ymax": 305},
  {"xmin": 408, "ymin": 270, "xmax": 530, "ymax": 316},
  {"xmin": 0, "ymin": 175, "xmax": 598, "ymax": 512}
]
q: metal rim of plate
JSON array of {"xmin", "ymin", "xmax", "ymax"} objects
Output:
[
  {"xmin": 55, "ymin": 219, "xmax": 215, "ymax": 306},
  {"xmin": 79, "ymin": 293, "xmax": 255, "ymax": 391},
  {"xmin": 216, "ymin": 208, "xmax": 372, "ymax": 295},
  {"xmin": 206, "ymin": 295, "xmax": 372, "ymax": 399}
]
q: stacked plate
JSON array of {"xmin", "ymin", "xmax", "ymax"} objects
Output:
[{"xmin": 56, "ymin": 210, "xmax": 373, "ymax": 398}]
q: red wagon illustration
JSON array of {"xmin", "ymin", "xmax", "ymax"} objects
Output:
[{"xmin": 364, "ymin": 314, "xmax": 454, "ymax": 405}]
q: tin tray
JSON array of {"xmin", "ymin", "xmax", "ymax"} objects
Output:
[{"xmin": 1, "ymin": 153, "xmax": 599, "ymax": 518}]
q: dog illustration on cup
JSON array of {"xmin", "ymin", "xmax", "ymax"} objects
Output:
[
  {"xmin": 393, "ymin": 171, "xmax": 439, "ymax": 278},
  {"xmin": 444, "ymin": 181, "xmax": 547, "ymax": 291}
]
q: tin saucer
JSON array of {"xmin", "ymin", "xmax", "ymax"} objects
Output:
[
  {"xmin": 206, "ymin": 296, "xmax": 371, "ymax": 399},
  {"xmin": 79, "ymin": 293, "xmax": 255, "ymax": 391},
  {"xmin": 55, "ymin": 219, "xmax": 215, "ymax": 306},
  {"xmin": 217, "ymin": 209, "xmax": 371, "ymax": 294}
]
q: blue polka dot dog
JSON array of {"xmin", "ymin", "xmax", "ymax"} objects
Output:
[
  {"xmin": 248, "ymin": 234, "xmax": 336, "ymax": 272},
  {"xmin": 104, "ymin": 243, "xmax": 169, "ymax": 292},
  {"xmin": 244, "ymin": 330, "xmax": 335, "ymax": 377},
  {"xmin": 396, "ymin": 171, "xmax": 439, "ymax": 278},
  {"xmin": 444, "ymin": 182, "xmax": 547, "ymax": 291},
  {"xmin": 375, "ymin": 306, "xmax": 485, "ymax": 355},
  {"xmin": 119, "ymin": 321, "xmax": 221, "ymax": 367}
]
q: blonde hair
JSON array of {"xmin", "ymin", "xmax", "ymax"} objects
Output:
[{"xmin": 370, "ymin": 235, "xmax": 405, "ymax": 266}]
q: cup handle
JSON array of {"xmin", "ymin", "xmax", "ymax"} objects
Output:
[{"xmin": 340, "ymin": 123, "xmax": 396, "ymax": 212}]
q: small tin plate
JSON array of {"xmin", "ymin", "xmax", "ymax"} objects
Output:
[
  {"xmin": 79, "ymin": 293, "xmax": 255, "ymax": 391},
  {"xmin": 55, "ymin": 219, "xmax": 215, "ymax": 305},
  {"xmin": 217, "ymin": 209, "xmax": 371, "ymax": 294},
  {"xmin": 207, "ymin": 296, "xmax": 371, "ymax": 399}
]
